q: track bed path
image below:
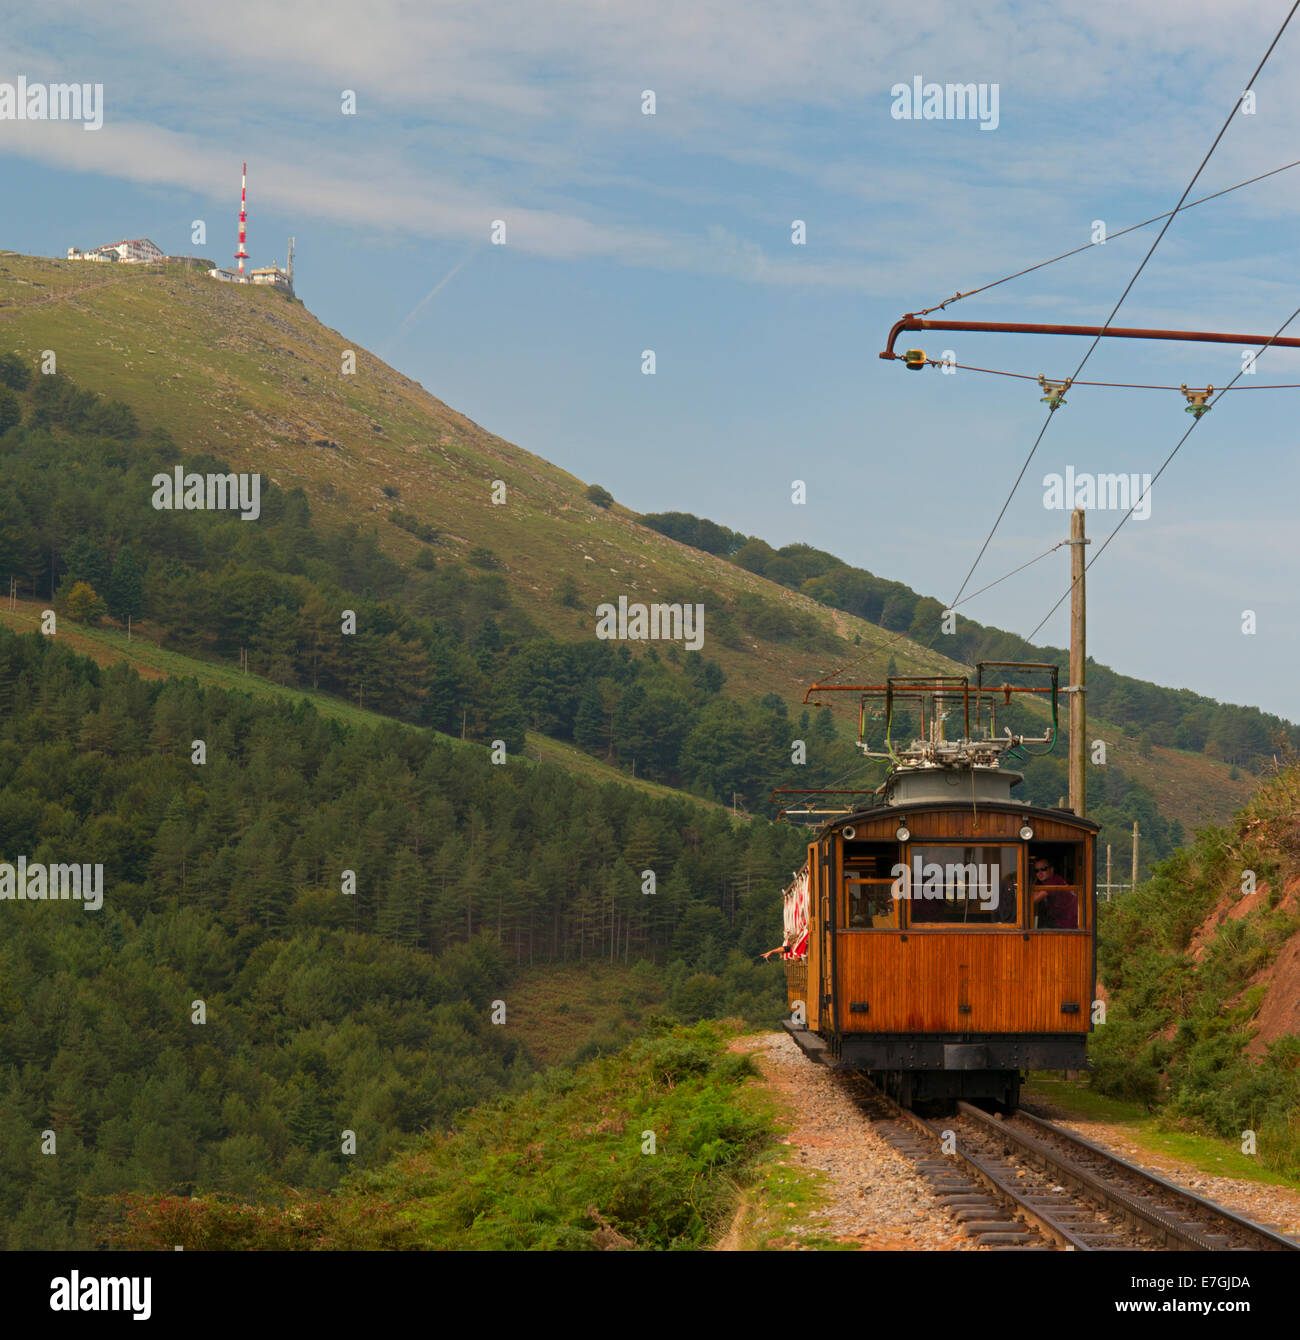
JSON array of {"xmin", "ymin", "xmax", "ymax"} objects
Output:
[
  {"xmin": 732, "ymin": 1032, "xmax": 974, "ymax": 1250},
  {"xmin": 1027, "ymin": 1100, "xmax": 1300, "ymax": 1239}
]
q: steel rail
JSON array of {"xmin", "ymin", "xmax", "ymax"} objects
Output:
[
  {"xmin": 959, "ymin": 1102, "xmax": 1300, "ymax": 1251},
  {"xmin": 859, "ymin": 1080, "xmax": 1095, "ymax": 1249}
]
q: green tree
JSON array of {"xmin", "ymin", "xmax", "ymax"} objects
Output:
[
  {"xmin": 573, "ymin": 683, "xmax": 606, "ymax": 755},
  {"xmin": 107, "ymin": 547, "xmax": 146, "ymax": 623},
  {"xmin": 556, "ymin": 575, "xmax": 580, "ymax": 608},
  {"xmin": 65, "ymin": 581, "xmax": 106, "ymax": 624},
  {"xmin": 0, "ymin": 351, "xmax": 29, "ymax": 390},
  {"xmin": 88, "ymin": 399, "xmax": 139, "ymax": 440},
  {"xmin": 0, "ymin": 386, "xmax": 21, "ymax": 434},
  {"xmin": 59, "ymin": 536, "xmax": 111, "ymax": 595}
]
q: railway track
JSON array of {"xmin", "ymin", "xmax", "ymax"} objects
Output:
[{"xmin": 840, "ymin": 1074, "xmax": 1300, "ymax": 1251}]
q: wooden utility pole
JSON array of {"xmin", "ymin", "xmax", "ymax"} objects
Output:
[
  {"xmin": 1106, "ymin": 843, "xmax": 1112, "ymax": 902},
  {"xmin": 1068, "ymin": 508, "xmax": 1089, "ymax": 816},
  {"xmin": 1131, "ymin": 821, "xmax": 1140, "ymax": 887}
]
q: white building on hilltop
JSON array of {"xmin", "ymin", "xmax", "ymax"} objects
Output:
[
  {"xmin": 67, "ymin": 238, "xmax": 165, "ymax": 264},
  {"xmin": 100, "ymin": 238, "xmax": 165, "ymax": 263}
]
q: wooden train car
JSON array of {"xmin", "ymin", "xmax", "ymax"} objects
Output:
[{"xmin": 780, "ymin": 666, "xmax": 1097, "ymax": 1110}]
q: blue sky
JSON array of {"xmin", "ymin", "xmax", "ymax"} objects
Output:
[{"xmin": 3, "ymin": 0, "xmax": 1299, "ymax": 719}]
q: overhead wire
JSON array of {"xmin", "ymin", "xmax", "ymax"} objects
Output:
[
  {"xmin": 816, "ymin": 9, "xmax": 1300, "ymax": 785},
  {"xmin": 950, "ymin": 541, "xmax": 1067, "ymax": 609},
  {"xmin": 801, "ymin": 541, "xmax": 1069, "ymax": 804},
  {"xmin": 812, "ymin": 536, "xmax": 1068, "ymax": 693},
  {"xmin": 910, "ymin": 356, "xmax": 1300, "ymax": 391},
  {"xmin": 916, "ymin": 157, "xmax": 1300, "ymax": 316},
  {"xmin": 944, "ymin": 0, "xmax": 1300, "ymax": 613},
  {"xmin": 1024, "ymin": 300, "xmax": 1300, "ymax": 643}
]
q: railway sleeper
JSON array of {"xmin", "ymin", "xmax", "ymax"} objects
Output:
[{"xmin": 953, "ymin": 1205, "xmax": 1017, "ymax": 1223}]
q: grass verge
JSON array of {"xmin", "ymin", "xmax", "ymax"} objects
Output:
[{"xmin": 1025, "ymin": 1074, "xmax": 1300, "ymax": 1189}]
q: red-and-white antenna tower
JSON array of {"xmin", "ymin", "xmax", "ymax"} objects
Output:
[{"xmin": 234, "ymin": 162, "xmax": 249, "ymax": 275}]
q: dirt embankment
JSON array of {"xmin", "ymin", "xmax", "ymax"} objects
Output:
[{"xmin": 1184, "ymin": 875, "xmax": 1300, "ymax": 1056}]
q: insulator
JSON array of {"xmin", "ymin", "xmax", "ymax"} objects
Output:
[{"xmin": 1180, "ymin": 383, "xmax": 1213, "ymax": 417}]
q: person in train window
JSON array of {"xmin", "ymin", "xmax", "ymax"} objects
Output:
[{"xmin": 1031, "ymin": 855, "xmax": 1077, "ymax": 929}]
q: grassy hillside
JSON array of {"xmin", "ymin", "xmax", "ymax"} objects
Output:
[
  {"xmin": 0, "ymin": 251, "xmax": 943, "ymax": 699},
  {"xmin": 0, "ymin": 249, "xmax": 1259, "ymax": 839}
]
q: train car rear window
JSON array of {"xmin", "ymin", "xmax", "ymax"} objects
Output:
[
  {"xmin": 843, "ymin": 843, "xmax": 899, "ymax": 929},
  {"xmin": 1030, "ymin": 844, "xmax": 1085, "ymax": 929},
  {"xmin": 904, "ymin": 844, "xmax": 1019, "ymax": 926}
]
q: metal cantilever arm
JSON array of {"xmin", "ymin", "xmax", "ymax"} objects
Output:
[{"xmin": 880, "ymin": 315, "xmax": 1300, "ymax": 361}]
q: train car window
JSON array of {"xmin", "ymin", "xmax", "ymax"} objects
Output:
[
  {"xmin": 846, "ymin": 883, "xmax": 896, "ymax": 928},
  {"xmin": 1029, "ymin": 844, "xmax": 1085, "ymax": 929},
  {"xmin": 904, "ymin": 845, "xmax": 1020, "ymax": 926},
  {"xmin": 842, "ymin": 844, "xmax": 899, "ymax": 929}
]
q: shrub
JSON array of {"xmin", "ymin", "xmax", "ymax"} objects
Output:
[{"xmin": 389, "ymin": 509, "xmax": 438, "ymax": 543}]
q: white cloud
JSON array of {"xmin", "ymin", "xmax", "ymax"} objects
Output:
[{"xmin": 5, "ymin": 0, "xmax": 1300, "ymax": 301}]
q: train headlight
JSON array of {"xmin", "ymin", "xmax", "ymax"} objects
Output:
[
  {"xmin": 896, "ymin": 825, "xmax": 911, "ymax": 842},
  {"xmin": 1019, "ymin": 824, "xmax": 1034, "ymax": 841}
]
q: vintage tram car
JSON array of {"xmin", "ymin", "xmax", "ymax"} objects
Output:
[{"xmin": 779, "ymin": 665, "xmax": 1097, "ymax": 1110}]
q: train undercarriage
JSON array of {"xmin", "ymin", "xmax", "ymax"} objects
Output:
[{"xmin": 784, "ymin": 1021, "xmax": 1089, "ymax": 1112}]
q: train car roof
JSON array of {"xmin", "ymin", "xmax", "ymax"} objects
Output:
[{"xmin": 816, "ymin": 798, "xmax": 1101, "ymax": 836}]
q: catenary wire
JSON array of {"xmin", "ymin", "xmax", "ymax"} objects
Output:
[
  {"xmin": 909, "ymin": 356, "xmax": 1300, "ymax": 390},
  {"xmin": 916, "ymin": 157, "xmax": 1300, "ymax": 316},
  {"xmin": 944, "ymin": 1, "xmax": 1300, "ymax": 613},
  {"xmin": 1024, "ymin": 300, "xmax": 1300, "ymax": 643}
]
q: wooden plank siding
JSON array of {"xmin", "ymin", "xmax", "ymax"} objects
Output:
[
  {"xmin": 834, "ymin": 932, "xmax": 1092, "ymax": 1032},
  {"xmin": 848, "ymin": 808, "xmax": 1086, "ymax": 845},
  {"xmin": 800, "ymin": 802, "xmax": 1096, "ymax": 1037}
]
